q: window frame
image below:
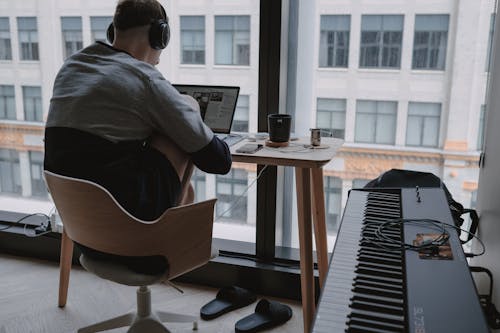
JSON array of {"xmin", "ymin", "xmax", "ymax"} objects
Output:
[
  {"xmin": 316, "ymin": 98, "xmax": 346, "ymax": 139},
  {"xmin": 359, "ymin": 14, "xmax": 404, "ymax": 69},
  {"xmin": 0, "ymin": 85, "xmax": 16, "ymax": 120},
  {"xmin": 61, "ymin": 17, "xmax": 83, "ymax": 59},
  {"xmin": 318, "ymin": 15, "xmax": 350, "ymax": 68},
  {"xmin": 180, "ymin": 15, "xmax": 206, "ymax": 65},
  {"xmin": 0, "ymin": 17, "xmax": 12, "ymax": 60},
  {"xmin": 354, "ymin": 100, "xmax": 398, "ymax": 144},
  {"xmin": 405, "ymin": 102, "xmax": 441, "ymax": 148},
  {"xmin": 412, "ymin": 14, "xmax": 450, "ymax": 71},
  {"xmin": 22, "ymin": 86, "xmax": 43, "ymax": 122},
  {"xmin": 214, "ymin": 15, "xmax": 251, "ymax": 66},
  {"xmin": 17, "ymin": 17, "xmax": 39, "ymax": 61}
]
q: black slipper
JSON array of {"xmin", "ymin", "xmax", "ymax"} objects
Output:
[
  {"xmin": 235, "ymin": 299, "xmax": 293, "ymax": 333},
  {"xmin": 200, "ymin": 286, "xmax": 257, "ymax": 320}
]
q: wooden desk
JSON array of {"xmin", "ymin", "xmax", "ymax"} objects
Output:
[{"xmin": 231, "ymin": 137, "xmax": 343, "ymax": 333}]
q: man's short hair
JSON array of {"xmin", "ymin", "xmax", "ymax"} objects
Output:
[{"xmin": 113, "ymin": 0, "xmax": 166, "ymax": 31}]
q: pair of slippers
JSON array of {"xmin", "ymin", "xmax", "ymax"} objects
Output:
[{"xmin": 200, "ymin": 286, "xmax": 293, "ymax": 332}]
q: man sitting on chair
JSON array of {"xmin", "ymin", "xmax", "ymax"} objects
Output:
[{"xmin": 44, "ymin": 0, "xmax": 231, "ymax": 273}]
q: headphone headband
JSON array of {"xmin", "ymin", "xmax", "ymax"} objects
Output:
[{"xmin": 106, "ymin": 3, "xmax": 170, "ymax": 50}]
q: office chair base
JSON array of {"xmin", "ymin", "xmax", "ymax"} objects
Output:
[{"xmin": 78, "ymin": 286, "xmax": 198, "ymax": 333}]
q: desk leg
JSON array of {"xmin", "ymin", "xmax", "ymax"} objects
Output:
[
  {"xmin": 295, "ymin": 167, "xmax": 315, "ymax": 333},
  {"xmin": 310, "ymin": 167, "xmax": 328, "ymax": 289},
  {"xmin": 58, "ymin": 229, "xmax": 73, "ymax": 308}
]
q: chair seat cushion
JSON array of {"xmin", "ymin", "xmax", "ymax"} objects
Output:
[{"xmin": 80, "ymin": 254, "xmax": 168, "ymax": 286}]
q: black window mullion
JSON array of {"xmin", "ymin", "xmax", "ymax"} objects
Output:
[{"xmin": 256, "ymin": 0, "xmax": 281, "ymax": 262}]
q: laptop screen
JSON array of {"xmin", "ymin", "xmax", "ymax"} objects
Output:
[{"xmin": 172, "ymin": 84, "xmax": 240, "ymax": 134}]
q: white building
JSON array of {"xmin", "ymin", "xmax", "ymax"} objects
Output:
[{"xmin": 0, "ymin": 0, "xmax": 494, "ymax": 249}]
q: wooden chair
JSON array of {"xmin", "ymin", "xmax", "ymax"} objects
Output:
[{"xmin": 44, "ymin": 170, "xmax": 217, "ymax": 333}]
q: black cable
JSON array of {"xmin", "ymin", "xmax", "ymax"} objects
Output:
[
  {"xmin": 0, "ymin": 213, "xmax": 51, "ymax": 237},
  {"xmin": 366, "ymin": 218, "xmax": 486, "ymax": 257}
]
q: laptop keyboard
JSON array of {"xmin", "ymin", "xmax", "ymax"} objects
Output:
[{"xmin": 217, "ymin": 134, "xmax": 245, "ymax": 147}]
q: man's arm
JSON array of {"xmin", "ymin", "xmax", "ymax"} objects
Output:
[{"xmin": 191, "ymin": 136, "xmax": 232, "ymax": 174}]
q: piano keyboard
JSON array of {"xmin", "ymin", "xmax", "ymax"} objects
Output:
[{"xmin": 312, "ymin": 188, "xmax": 489, "ymax": 333}]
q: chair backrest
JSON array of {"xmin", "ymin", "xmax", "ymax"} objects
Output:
[{"xmin": 44, "ymin": 170, "xmax": 217, "ymax": 279}]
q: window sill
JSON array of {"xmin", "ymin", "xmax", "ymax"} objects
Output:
[
  {"xmin": 213, "ymin": 64, "xmax": 252, "ymax": 70},
  {"xmin": 317, "ymin": 66, "xmax": 349, "ymax": 72}
]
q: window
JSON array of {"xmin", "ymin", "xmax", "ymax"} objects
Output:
[
  {"xmin": 191, "ymin": 168, "xmax": 206, "ymax": 202},
  {"xmin": 22, "ymin": 86, "xmax": 42, "ymax": 122},
  {"xmin": 352, "ymin": 178, "xmax": 369, "ymax": 189},
  {"xmin": 180, "ymin": 16, "xmax": 205, "ymax": 64},
  {"xmin": 355, "ymin": 100, "xmax": 397, "ymax": 144},
  {"xmin": 215, "ymin": 16, "xmax": 250, "ymax": 65},
  {"xmin": 319, "ymin": 15, "xmax": 350, "ymax": 68},
  {"xmin": 324, "ymin": 176, "xmax": 342, "ymax": 234},
  {"xmin": 61, "ymin": 17, "xmax": 83, "ymax": 59},
  {"xmin": 232, "ymin": 95, "xmax": 249, "ymax": 132},
  {"xmin": 0, "ymin": 149, "xmax": 21, "ymax": 194},
  {"xmin": 29, "ymin": 151, "xmax": 47, "ymax": 197},
  {"xmin": 406, "ymin": 102, "xmax": 441, "ymax": 147},
  {"xmin": 216, "ymin": 169, "xmax": 248, "ymax": 222},
  {"xmin": 0, "ymin": 17, "xmax": 12, "ymax": 60},
  {"xmin": 478, "ymin": 105, "xmax": 486, "ymax": 150},
  {"xmin": 90, "ymin": 16, "xmax": 112, "ymax": 43},
  {"xmin": 17, "ymin": 17, "xmax": 39, "ymax": 60},
  {"xmin": 360, "ymin": 15, "xmax": 404, "ymax": 68},
  {"xmin": 0, "ymin": 85, "xmax": 15, "ymax": 120},
  {"xmin": 316, "ymin": 98, "xmax": 346, "ymax": 138},
  {"xmin": 486, "ymin": 14, "xmax": 496, "ymax": 72},
  {"xmin": 412, "ymin": 15, "xmax": 449, "ymax": 70}
]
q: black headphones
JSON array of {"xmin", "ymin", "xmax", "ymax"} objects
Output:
[{"xmin": 106, "ymin": 4, "xmax": 170, "ymax": 50}]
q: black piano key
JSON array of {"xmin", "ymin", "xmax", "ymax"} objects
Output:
[
  {"xmin": 352, "ymin": 285, "xmax": 403, "ymax": 300},
  {"xmin": 357, "ymin": 254, "xmax": 401, "ymax": 266},
  {"xmin": 349, "ymin": 297, "xmax": 404, "ymax": 317},
  {"xmin": 347, "ymin": 318, "xmax": 405, "ymax": 332},
  {"xmin": 347, "ymin": 323, "xmax": 403, "ymax": 333},
  {"xmin": 348, "ymin": 310, "xmax": 405, "ymax": 327}
]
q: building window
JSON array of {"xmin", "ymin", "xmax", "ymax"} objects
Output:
[
  {"xmin": 22, "ymin": 86, "xmax": 42, "ymax": 122},
  {"xmin": 355, "ymin": 100, "xmax": 397, "ymax": 144},
  {"xmin": 90, "ymin": 16, "xmax": 112, "ymax": 43},
  {"xmin": 319, "ymin": 15, "xmax": 350, "ymax": 68},
  {"xmin": 0, "ymin": 85, "xmax": 15, "ymax": 120},
  {"xmin": 61, "ymin": 17, "xmax": 83, "ymax": 59},
  {"xmin": 486, "ymin": 14, "xmax": 496, "ymax": 72},
  {"xmin": 216, "ymin": 169, "xmax": 248, "ymax": 222},
  {"xmin": 232, "ymin": 95, "xmax": 249, "ymax": 132},
  {"xmin": 0, "ymin": 149, "xmax": 21, "ymax": 194},
  {"xmin": 360, "ymin": 15, "xmax": 404, "ymax": 69},
  {"xmin": 215, "ymin": 15, "xmax": 250, "ymax": 66},
  {"xmin": 29, "ymin": 151, "xmax": 47, "ymax": 197},
  {"xmin": 17, "ymin": 17, "xmax": 39, "ymax": 60},
  {"xmin": 191, "ymin": 168, "xmax": 206, "ymax": 202},
  {"xmin": 316, "ymin": 98, "xmax": 346, "ymax": 139},
  {"xmin": 406, "ymin": 102, "xmax": 441, "ymax": 147},
  {"xmin": 478, "ymin": 105, "xmax": 486, "ymax": 150},
  {"xmin": 352, "ymin": 178, "xmax": 369, "ymax": 189},
  {"xmin": 412, "ymin": 15, "xmax": 449, "ymax": 70},
  {"xmin": 180, "ymin": 16, "xmax": 205, "ymax": 64},
  {"xmin": 0, "ymin": 17, "xmax": 12, "ymax": 60},
  {"xmin": 324, "ymin": 176, "xmax": 342, "ymax": 234}
]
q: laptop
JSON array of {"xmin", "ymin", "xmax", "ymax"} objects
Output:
[{"xmin": 172, "ymin": 84, "xmax": 245, "ymax": 146}]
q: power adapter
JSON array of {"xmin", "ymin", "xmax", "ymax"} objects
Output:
[{"xmin": 35, "ymin": 220, "xmax": 52, "ymax": 234}]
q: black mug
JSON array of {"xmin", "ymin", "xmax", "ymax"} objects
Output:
[{"xmin": 268, "ymin": 114, "xmax": 292, "ymax": 143}]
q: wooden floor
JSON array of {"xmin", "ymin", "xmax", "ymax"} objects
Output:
[{"xmin": 0, "ymin": 254, "xmax": 303, "ymax": 333}]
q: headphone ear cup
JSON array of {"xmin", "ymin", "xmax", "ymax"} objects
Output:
[
  {"xmin": 149, "ymin": 20, "xmax": 170, "ymax": 50},
  {"xmin": 106, "ymin": 23, "xmax": 115, "ymax": 44}
]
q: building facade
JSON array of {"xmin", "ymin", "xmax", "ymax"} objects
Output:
[{"xmin": 0, "ymin": 0, "xmax": 493, "ymax": 248}]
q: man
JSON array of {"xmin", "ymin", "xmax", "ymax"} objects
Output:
[{"xmin": 44, "ymin": 0, "xmax": 231, "ymax": 273}]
